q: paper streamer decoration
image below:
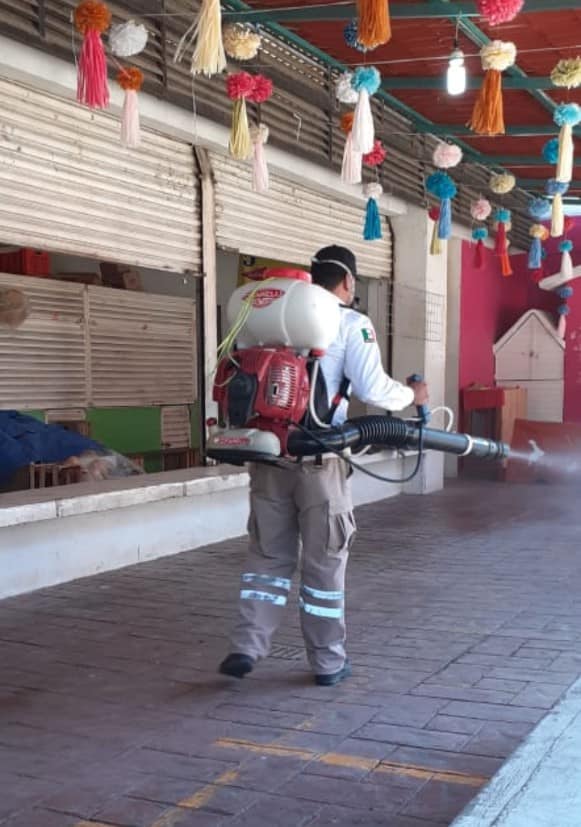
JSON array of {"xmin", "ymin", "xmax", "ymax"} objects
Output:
[
  {"xmin": 74, "ymin": 1, "xmax": 112, "ymax": 109},
  {"xmin": 350, "ymin": 66, "xmax": 381, "ymax": 154}
]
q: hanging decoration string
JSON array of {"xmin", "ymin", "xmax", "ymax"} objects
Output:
[
  {"xmin": 174, "ymin": 0, "xmax": 226, "ymax": 78},
  {"xmin": 546, "ymin": 179, "xmax": 569, "ymax": 238},
  {"xmin": 426, "ymin": 171, "xmax": 457, "ymax": 243},
  {"xmin": 340, "ymin": 111, "xmax": 362, "ymax": 185},
  {"xmin": 493, "ymin": 208, "xmax": 512, "ymax": 277},
  {"xmin": 350, "ymin": 66, "xmax": 381, "ymax": 154},
  {"xmin": 476, "ymin": 0, "xmax": 524, "ymax": 26},
  {"xmin": 553, "ymin": 103, "xmax": 581, "ymax": 184},
  {"xmin": 109, "ymin": 20, "xmax": 148, "ymax": 57},
  {"xmin": 74, "ymin": 1, "xmax": 112, "ymax": 109},
  {"xmin": 468, "ymin": 41, "xmax": 516, "ymax": 136},
  {"xmin": 117, "ymin": 67, "xmax": 144, "ymax": 148},
  {"xmin": 226, "ymin": 72, "xmax": 255, "ymax": 160},
  {"xmin": 470, "ymin": 197, "xmax": 492, "ymax": 269},
  {"xmin": 356, "ymin": 0, "xmax": 391, "ymax": 50},
  {"xmin": 363, "ymin": 182, "xmax": 383, "ymax": 241}
]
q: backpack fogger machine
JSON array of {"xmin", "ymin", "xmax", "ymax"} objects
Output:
[{"xmin": 207, "ymin": 269, "xmax": 509, "ymax": 477}]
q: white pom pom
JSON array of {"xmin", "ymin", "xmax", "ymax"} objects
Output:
[
  {"xmin": 110, "ymin": 21, "xmax": 149, "ymax": 58},
  {"xmin": 364, "ymin": 182, "xmax": 383, "ymax": 199},
  {"xmin": 433, "ymin": 142, "xmax": 463, "ymax": 169},
  {"xmin": 336, "ymin": 72, "xmax": 358, "ymax": 104},
  {"xmin": 481, "ymin": 41, "xmax": 517, "ymax": 72}
]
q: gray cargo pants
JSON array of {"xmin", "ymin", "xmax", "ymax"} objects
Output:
[{"xmin": 229, "ymin": 457, "xmax": 356, "ymax": 675}]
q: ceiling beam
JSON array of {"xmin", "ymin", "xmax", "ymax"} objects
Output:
[
  {"xmin": 475, "ymin": 156, "xmax": 581, "ymax": 167},
  {"xmin": 382, "ymin": 76, "xmax": 554, "ymax": 91},
  {"xmin": 517, "ymin": 178, "xmax": 581, "ymax": 190},
  {"xmin": 223, "ymin": 0, "xmax": 580, "ymax": 24},
  {"xmin": 408, "ymin": 124, "xmax": 579, "ymax": 137}
]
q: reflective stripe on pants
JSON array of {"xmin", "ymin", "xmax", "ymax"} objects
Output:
[{"xmin": 229, "ymin": 458, "xmax": 356, "ymax": 675}]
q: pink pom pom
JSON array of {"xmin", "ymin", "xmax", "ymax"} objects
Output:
[
  {"xmin": 471, "ymin": 197, "xmax": 492, "ymax": 222},
  {"xmin": 433, "ymin": 142, "xmax": 463, "ymax": 169},
  {"xmin": 476, "ymin": 0, "xmax": 524, "ymax": 25},
  {"xmin": 249, "ymin": 74, "xmax": 274, "ymax": 104},
  {"xmin": 226, "ymin": 72, "xmax": 255, "ymax": 100},
  {"xmin": 363, "ymin": 140, "xmax": 387, "ymax": 167}
]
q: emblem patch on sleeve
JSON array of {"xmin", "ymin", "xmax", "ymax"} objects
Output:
[{"xmin": 361, "ymin": 327, "xmax": 376, "ymax": 343}]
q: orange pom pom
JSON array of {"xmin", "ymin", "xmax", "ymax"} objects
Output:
[
  {"xmin": 117, "ymin": 67, "xmax": 144, "ymax": 92},
  {"xmin": 74, "ymin": 1, "xmax": 111, "ymax": 35},
  {"xmin": 340, "ymin": 112, "xmax": 354, "ymax": 134}
]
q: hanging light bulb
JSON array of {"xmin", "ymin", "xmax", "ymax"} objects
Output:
[{"xmin": 447, "ymin": 45, "xmax": 467, "ymax": 96}]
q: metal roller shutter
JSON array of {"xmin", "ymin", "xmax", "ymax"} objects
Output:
[
  {"xmin": 0, "ymin": 274, "xmax": 198, "ymax": 411},
  {"xmin": 210, "ymin": 153, "xmax": 393, "ymax": 279},
  {"xmin": 0, "ymin": 78, "xmax": 201, "ymax": 274},
  {"xmin": 87, "ymin": 287, "xmax": 198, "ymax": 408}
]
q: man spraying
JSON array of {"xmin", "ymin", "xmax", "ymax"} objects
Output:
[{"xmin": 219, "ymin": 245, "xmax": 428, "ymax": 686}]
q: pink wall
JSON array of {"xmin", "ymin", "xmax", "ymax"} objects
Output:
[{"xmin": 459, "ymin": 223, "xmax": 581, "ymax": 422}]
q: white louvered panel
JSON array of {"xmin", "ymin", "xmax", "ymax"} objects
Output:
[
  {"xmin": 518, "ymin": 381, "xmax": 564, "ymax": 423},
  {"xmin": 87, "ymin": 288, "xmax": 197, "ymax": 407},
  {"xmin": 210, "ymin": 153, "xmax": 392, "ymax": 279},
  {"xmin": 0, "ymin": 273, "xmax": 87, "ymax": 409},
  {"xmin": 0, "ymin": 78, "xmax": 201, "ymax": 273},
  {"xmin": 161, "ymin": 405, "xmax": 191, "ymax": 449}
]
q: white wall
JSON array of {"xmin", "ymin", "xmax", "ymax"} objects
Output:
[{"xmin": 391, "ymin": 207, "xmax": 448, "ymax": 495}]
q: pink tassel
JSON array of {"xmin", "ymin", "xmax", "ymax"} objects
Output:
[
  {"xmin": 557, "ymin": 314, "xmax": 567, "ymax": 339},
  {"xmin": 341, "ymin": 132, "xmax": 362, "ymax": 185},
  {"xmin": 77, "ymin": 28, "xmax": 109, "ymax": 109},
  {"xmin": 121, "ymin": 89, "xmax": 140, "ymax": 148},
  {"xmin": 250, "ymin": 125, "xmax": 269, "ymax": 193}
]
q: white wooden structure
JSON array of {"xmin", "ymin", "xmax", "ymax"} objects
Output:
[{"xmin": 494, "ymin": 310, "xmax": 565, "ymax": 423}]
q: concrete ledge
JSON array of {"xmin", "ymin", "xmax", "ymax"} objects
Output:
[
  {"xmin": 0, "ymin": 451, "xmax": 431, "ymax": 599},
  {"xmin": 451, "ymin": 677, "xmax": 581, "ymax": 827}
]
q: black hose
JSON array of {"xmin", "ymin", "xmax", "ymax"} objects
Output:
[{"xmin": 287, "ymin": 416, "xmax": 508, "ymax": 461}]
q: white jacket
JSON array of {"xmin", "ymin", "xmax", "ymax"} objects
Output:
[{"xmin": 319, "ymin": 297, "xmax": 414, "ymax": 425}]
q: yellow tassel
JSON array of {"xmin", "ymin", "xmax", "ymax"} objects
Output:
[
  {"xmin": 229, "ymin": 98, "xmax": 252, "ymax": 160},
  {"xmin": 556, "ymin": 124, "xmax": 574, "ymax": 184},
  {"xmin": 191, "ymin": 0, "xmax": 226, "ymax": 77},
  {"xmin": 551, "ymin": 193, "xmax": 564, "ymax": 238},
  {"xmin": 430, "ymin": 219, "xmax": 442, "ymax": 255},
  {"xmin": 357, "ymin": 0, "xmax": 391, "ymax": 50}
]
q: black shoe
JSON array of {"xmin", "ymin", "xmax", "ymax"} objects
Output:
[
  {"xmin": 314, "ymin": 659, "xmax": 352, "ymax": 687},
  {"xmin": 219, "ymin": 653, "xmax": 255, "ymax": 679}
]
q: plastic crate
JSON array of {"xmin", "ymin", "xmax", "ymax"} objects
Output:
[{"xmin": 0, "ymin": 248, "xmax": 50, "ymax": 277}]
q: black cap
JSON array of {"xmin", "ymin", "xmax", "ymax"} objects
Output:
[{"xmin": 311, "ymin": 245, "xmax": 359, "ymax": 284}]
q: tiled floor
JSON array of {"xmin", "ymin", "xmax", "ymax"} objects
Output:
[{"xmin": 1, "ymin": 480, "xmax": 580, "ymax": 827}]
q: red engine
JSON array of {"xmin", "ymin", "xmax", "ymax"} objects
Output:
[{"xmin": 213, "ymin": 347, "xmax": 310, "ymax": 453}]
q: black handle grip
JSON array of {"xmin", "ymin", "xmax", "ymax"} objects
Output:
[{"xmin": 407, "ymin": 374, "xmax": 430, "ymax": 425}]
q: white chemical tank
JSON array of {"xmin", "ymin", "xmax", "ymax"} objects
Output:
[{"xmin": 227, "ymin": 269, "xmax": 341, "ymax": 352}]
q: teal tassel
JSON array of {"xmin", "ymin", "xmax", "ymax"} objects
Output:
[{"xmin": 364, "ymin": 197, "xmax": 382, "ymax": 241}]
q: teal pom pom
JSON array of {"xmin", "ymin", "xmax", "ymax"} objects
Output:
[
  {"xmin": 560, "ymin": 239, "xmax": 574, "ymax": 253},
  {"xmin": 472, "ymin": 227, "xmax": 488, "ymax": 241},
  {"xmin": 558, "ymin": 304, "xmax": 570, "ymax": 316},
  {"xmin": 546, "ymin": 179, "xmax": 569, "ymax": 196},
  {"xmin": 426, "ymin": 171, "xmax": 457, "ymax": 200},
  {"xmin": 542, "ymin": 138, "xmax": 559, "ymax": 164},
  {"xmin": 554, "ymin": 103, "xmax": 581, "ymax": 128},
  {"xmin": 352, "ymin": 66, "xmax": 381, "ymax": 95},
  {"xmin": 558, "ymin": 286, "xmax": 574, "ymax": 299},
  {"xmin": 528, "ymin": 197, "xmax": 551, "ymax": 221},
  {"xmin": 494, "ymin": 208, "xmax": 511, "ymax": 223}
]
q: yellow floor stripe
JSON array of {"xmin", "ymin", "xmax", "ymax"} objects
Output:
[{"xmin": 214, "ymin": 737, "xmax": 487, "ymax": 788}]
